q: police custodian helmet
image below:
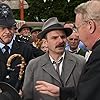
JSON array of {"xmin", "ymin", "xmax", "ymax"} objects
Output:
[{"xmin": 0, "ymin": 3, "xmax": 16, "ymax": 27}]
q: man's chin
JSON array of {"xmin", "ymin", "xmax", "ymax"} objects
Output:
[
  {"xmin": 3, "ymin": 39, "xmax": 12, "ymax": 44},
  {"xmin": 57, "ymin": 48, "xmax": 65, "ymax": 53}
]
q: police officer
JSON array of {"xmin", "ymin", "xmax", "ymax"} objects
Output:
[{"xmin": 0, "ymin": 3, "xmax": 34, "ymax": 91}]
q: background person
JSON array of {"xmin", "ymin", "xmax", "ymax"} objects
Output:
[
  {"xmin": 67, "ymin": 27, "xmax": 86, "ymax": 56},
  {"xmin": 16, "ymin": 24, "xmax": 32, "ymax": 43},
  {"xmin": 31, "ymin": 28, "xmax": 41, "ymax": 48},
  {"xmin": 39, "ymin": 39, "xmax": 48, "ymax": 52},
  {"xmin": 64, "ymin": 22, "xmax": 87, "ymax": 52},
  {"xmin": 17, "ymin": 25, "xmax": 45, "ymax": 58}
]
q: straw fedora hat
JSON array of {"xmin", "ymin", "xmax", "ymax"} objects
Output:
[{"xmin": 38, "ymin": 17, "xmax": 72, "ymax": 39}]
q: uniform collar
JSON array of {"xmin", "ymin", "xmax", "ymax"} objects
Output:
[{"xmin": 0, "ymin": 36, "xmax": 14, "ymax": 50}]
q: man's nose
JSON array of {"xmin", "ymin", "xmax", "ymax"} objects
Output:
[
  {"xmin": 71, "ymin": 39, "xmax": 75, "ymax": 42},
  {"xmin": 4, "ymin": 28, "xmax": 11, "ymax": 33},
  {"xmin": 58, "ymin": 37, "xmax": 64, "ymax": 42}
]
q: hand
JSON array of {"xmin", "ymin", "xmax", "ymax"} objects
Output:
[
  {"xmin": 35, "ymin": 81, "xmax": 60, "ymax": 97},
  {"xmin": 19, "ymin": 89, "xmax": 23, "ymax": 97}
]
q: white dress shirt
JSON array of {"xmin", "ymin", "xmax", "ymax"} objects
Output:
[{"xmin": 49, "ymin": 52, "xmax": 65, "ymax": 75}]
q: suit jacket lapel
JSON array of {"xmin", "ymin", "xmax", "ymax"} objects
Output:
[
  {"xmin": 40, "ymin": 53, "xmax": 62, "ymax": 85},
  {"xmin": 61, "ymin": 51, "xmax": 76, "ymax": 85}
]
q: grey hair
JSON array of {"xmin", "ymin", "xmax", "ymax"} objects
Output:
[{"xmin": 74, "ymin": 1, "xmax": 100, "ymax": 21}]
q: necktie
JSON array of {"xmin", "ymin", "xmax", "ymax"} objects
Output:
[
  {"xmin": 3, "ymin": 45, "xmax": 10, "ymax": 60},
  {"xmin": 53, "ymin": 58, "xmax": 64, "ymax": 86},
  {"xmin": 53, "ymin": 58, "xmax": 63, "ymax": 76}
]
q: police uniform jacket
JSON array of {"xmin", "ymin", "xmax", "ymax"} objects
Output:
[{"xmin": 0, "ymin": 40, "xmax": 34, "ymax": 89}]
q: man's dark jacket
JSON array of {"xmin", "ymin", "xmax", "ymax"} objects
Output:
[
  {"xmin": 60, "ymin": 40, "xmax": 100, "ymax": 100},
  {"xmin": 0, "ymin": 40, "xmax": 44, "ymax": 90}
]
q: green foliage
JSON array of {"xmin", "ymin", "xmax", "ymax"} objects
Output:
[
  {"xmin": 13, "ymin": 0, "xmax": 88, "ymax": 22},
  {"xmin": 12, "ymin": 9, "xmax": 20, "ymax": 20}
]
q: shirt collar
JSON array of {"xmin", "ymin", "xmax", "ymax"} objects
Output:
[
  {"xmin": 0, "ymin": 43, "xmax": 4, "ymax": 49},
  {"xmin": 13, "ymin": 34, "xmax": 16, "ymax": 40},
  {"xmin": 49, "ymin": 52, "xmax": 65, "ymax": 64},
  {"xmin": 68, "ymin": 47, "xmax": 80, "ymax": 53},
  {"xmin": 0, "ymin": 36, "xmax": 14, "ymax": 50}
]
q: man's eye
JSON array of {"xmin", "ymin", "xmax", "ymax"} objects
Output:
[
  {"xmin": 52, "ymin": 37, "xmax": 58, "ymax": 39},
  {"xmin": 69, "ymin": 38, "xmax": 73, "ymax": 40}
]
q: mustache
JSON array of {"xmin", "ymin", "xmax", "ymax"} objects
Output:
[{"xmin": 56, "ymin": 43, "xmax": 65, "ymax": 48}]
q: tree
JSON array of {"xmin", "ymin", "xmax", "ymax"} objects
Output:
[{"xmin": 13, "ymin": 0, "xmax": 88, "ymax": 22}]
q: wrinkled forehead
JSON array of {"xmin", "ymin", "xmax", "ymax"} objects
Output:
[{"xmin": 68, "ymin": 34, "xmax": 79, "ymax": 40}]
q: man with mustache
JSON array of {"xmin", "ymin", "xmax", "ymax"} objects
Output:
[{"xmin": 22, "ymin": 17, "xmax": 86, "ymax": 100}]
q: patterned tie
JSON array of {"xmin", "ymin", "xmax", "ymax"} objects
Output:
[
  {"xmin": 53, "ymin": 58, "xmax": 64, "ymax": 87},
  {"xmin": 53, "ymin": 58, "xmax": 63, "ymax": 76},
  {"xmin": 3, "ymin": 45, "xmax": 10, "ymax": 60}
]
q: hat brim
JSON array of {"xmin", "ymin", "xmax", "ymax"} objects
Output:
[
  {"xmin": 31, "ymin": 29, "xmax": 41, "ymax": 33},
  {"xmin": 0, "ymin": 19, "xmax": 16, "ymax": 28},
  {"xmin": 0, "ymin": 82, "xmax": 21, "ymax": 100},
  {"xmin": 38, "ymin": 24, "xmax": 72, "ymax": 39},
  {"xmin": 18, "ymin": 26, "xmax": 32, "ymax": 33}
]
